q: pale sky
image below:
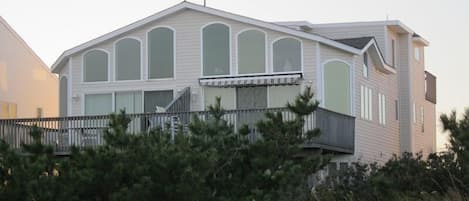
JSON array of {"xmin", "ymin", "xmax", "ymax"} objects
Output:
[{"xmin": 1, "ymin": 0, "xmax": 468, "ymax": 150}]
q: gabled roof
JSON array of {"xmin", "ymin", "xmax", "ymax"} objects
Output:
[
  {"xmin": 51, "ymin": 1, "xmax": 362, "ymax": 73},
  {"xmin": 336, "ymin": 36, "xmax": 396, "ymax": 74},
  {"xmin": 335, "ymin": 37, "xmax": 374, "ymax": 49}
]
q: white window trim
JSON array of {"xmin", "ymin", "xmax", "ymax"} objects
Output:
[
  {"xmin": 113, "ymin": 37, "xmax": 143, "ymax": 82},
  {"xmin": 235, "ymin": 28, "xmax": 268, "ymax": 76},
  {"xmin": 270, "ymin": 36, "xmax": 304, "ymax": 75},
  {"xmin": 145, "ymin": 26, "xmax": 177, "ymax": 81},
  {"xmin": 360, "ymin": 85, "xmax": 373, "ymax": 121},
  {"xmin": 81, "ymin": 48, "xmax": 111, "ymax": 84},
  {"xmin": 200, "ymin": 21, "xmax": 232, "ymax": 78},
  {"xmin": 378, "ymin": 93, "xmax": 386, "ymax": 125}
]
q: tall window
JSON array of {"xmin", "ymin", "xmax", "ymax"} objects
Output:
[
  {"xmin": 83, "ymin": 50, "xmax": 108, "ymax": 82},
  {"xmin": 115, "ymin": 91, "xmax": 142, "ymax": 114},
  {"xmin": 273, "ymin": 38, "xmax": 301, "ymax": 72},
  {"xmin": 360, "ymin": 85, "xmax": 373, "ymax": 121},
  {"xmin": 414, "ymin": 47, "xmax": 420, "ymax": 61},
  {"xmin": 204, "ymin": 87, "xmax": 235, "ymax": 110},
  {"xmin": 203, "ymin": 23, "xmax": 230, "ymax": 76},
  {"xmin": 395, "ymin": 100, "xmax": 399, "ymax": 120},
  {"xmin": 268, "ymin": 85, "xmax": 300, "ymax": 107},
  {"xmin": 60, "ymin": 76, "xmax": 68, "ymax": 117},
  {"xmin": 421, "ymin": 106, "xmax": 425, "ymax": 132},
  {"xmin": 378, "ymin": 93, "xmax": 386, "ymax": 125},
  {"xmin": 391, "ymin": 39, "xmax": 396, "ymax": 66},
  {"xmin": 237, "ymin": 30, "xmax": 265, "ymax": 74},
  {"xmin": 413, "ymin": 102, "xmax": 416, "ymax": 123},
  {"xmin": 324, "ymin": 61, "xmax": 351, "ymax": 115},
  {"xmin": 363, "ymin": 52, "xmax": 369, "ymax": 78},
  {"xmin": 144, "ymin": 90, "xmax": 173, "ymax": 113},
  {"xmin": 84, "ymin": 94, "xmax": 112, "ymax": 115},
  {"xmin": 148, "ymin": 27, "xmax": 174, "ymax": 79},
  {"xmin": 236, "ymin": 87, "xmax": 267, "ymax": 109},
  {"xmin": 115, "ymin": 38, "xmax": 141, "ymax": 80}
]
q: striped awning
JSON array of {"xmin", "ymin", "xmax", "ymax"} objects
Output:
[{"xmin": 199, "ymin": 73, "xmax": 302, "ymax": 87}]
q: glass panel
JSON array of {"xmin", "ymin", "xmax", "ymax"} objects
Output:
[
  {"xmin": 148, "ymin": 28, "xmax": 174, "ymax": 79},
  {"xmin": 238, "ymin": 30, "xmax": 265, "ymax": 74},
  {"xmin": 273, "ymin": 38, "xmax": 301, "ymax": 72},
  {"xmin": 203, "ymin": 87, "xmax": 236, "ymax": 110},
  {"xmin": 268, "ymin": 85, "xmax": 300, "ymax": 107},
  {"xmin": 115, "ymin": 91, "xmax": 142, "ymax": 114},
  {"xmin": 236, "ymin": 87, "xmax": 267, "ymax": 109},
  {"xmin": 324, "ymin": 61, "xmax": 350, "ymax": 115},
  {"xmin": 363, "ymin": 52, "xmax": 368, "ymax": 78},
  {"xmin": 84, "ymin": 94, "xmax": 112, "ymax": 115},
  {"xmin": 116, "ymin": 38, "xmax": 141, "ymax": 80},
  {"xmin": 60, "ymin": 77, "xmax": 68, "ymax": 117},
  {"xmin": 84, "ymin": 50, "xmax": 108, "ymax": 82},
  {"xmin": 144, "ymin": 90, "xmax": 173, "ymax": 113},
  {"xmin": 203, "ymin": 23, "xmax": 230, "ymax": 76}
]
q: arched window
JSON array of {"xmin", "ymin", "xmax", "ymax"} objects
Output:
[
  {"xmin": 148, "ymin": 27, "xmax": 174, "ymax": 79},
  {"xmin": 272, "ymin": 38, "xmax": 301, "ymax": 72},
  {"xmin": 83, "ymin": 50, "xmax": 108, "ymax": 82},
  {"xmin": 237, "ymin": 30, "xmax": 265, "ymax": 74},
  {"xmin": 115, "ymin": 38, "xmax": 141, "ymax": 80},
  {"xmin": 202, "ymin": 23, "xmax": 230, "ymax": 76},
  {"xmin": 323, "ymin": 60, "xmax": 351, "ymax": 115},
  {"xmin": 59, "ymin": 76, "xmax": 68, "ymax": 117}
]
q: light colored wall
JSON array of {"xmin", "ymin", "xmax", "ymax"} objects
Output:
[
  {"xmin": 0, "ymin": 17, "xmax": 58, "ymax": 118},
  {"xmin": 410, "ymin": 42, "xmax": 436, "ymax": 155},
  {"xmin": 331, "ymin": 48, "xmax": 399, "ymax": 164},
  {"xmin": 59, "ymin": 9, "xmax": 403, "ymax": 163},
  {"xmin": 63, "ymin": 10, "xmax": 318, "ymax": 115}
]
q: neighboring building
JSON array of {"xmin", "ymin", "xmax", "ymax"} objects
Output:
[
  {"xmin": 0, "ymin": 17, "xmax": 58, "ymax": 118},
  {"xmin": 50, "ymin": 2, "xmax": 436, "ymax": 164}
]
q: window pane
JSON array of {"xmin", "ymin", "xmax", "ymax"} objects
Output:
[
  {"xmin": 144, "ymin": 90, "xmax": 173, "ymax": 113},
  {"xmin": 324, "ymin": 61, "xmax": 351, "ymax": 115},
  {"xmin": 236, "ymin": 87, "xmax": 267, "ymax": 109},
  {"xmin": 116, "ymin": 38, "xmax": 141, "ymax": 80},
  {"xmin": 148, "ymin": 28, "xmax": 174, "ymax": 79},
  {"xmin": 363, "ymin": 52, "xmax": 368, "ymax": 78},
  {"xmin": 84, "ymin": 50, "xmax": 108, "ymax": 82},
  {"xmin": 269, "ymin": 85, "xmax": 300, "ymax": 107},
  {"xmin": 60, "ymin": 77, "xmax": 68, "ymax": 117},
  {"xmin": 203, "ymin": 23, "xmax": 230, "ymax": 76},
  {"xmin": 115, "ymin": 91, "xmax": 142, "ymax": 114},
  {"xmin": 203, "ymin": 87, "xmax": 235, "ymax": 110},
  {"xmin": 273, "ymin": 38, "xmax": 301, "ymax": 72},
  {"xmin": 238, "ymin": 30, "xmax": 265, "ymax": 74},
  {"xmin": 85, "ymin": 94, "xmax": 112, "ymax": 115}
]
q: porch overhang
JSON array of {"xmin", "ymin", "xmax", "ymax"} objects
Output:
[{"xmin": 199, "ymin": 73, "xmax": 302, "ymax": 87}]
